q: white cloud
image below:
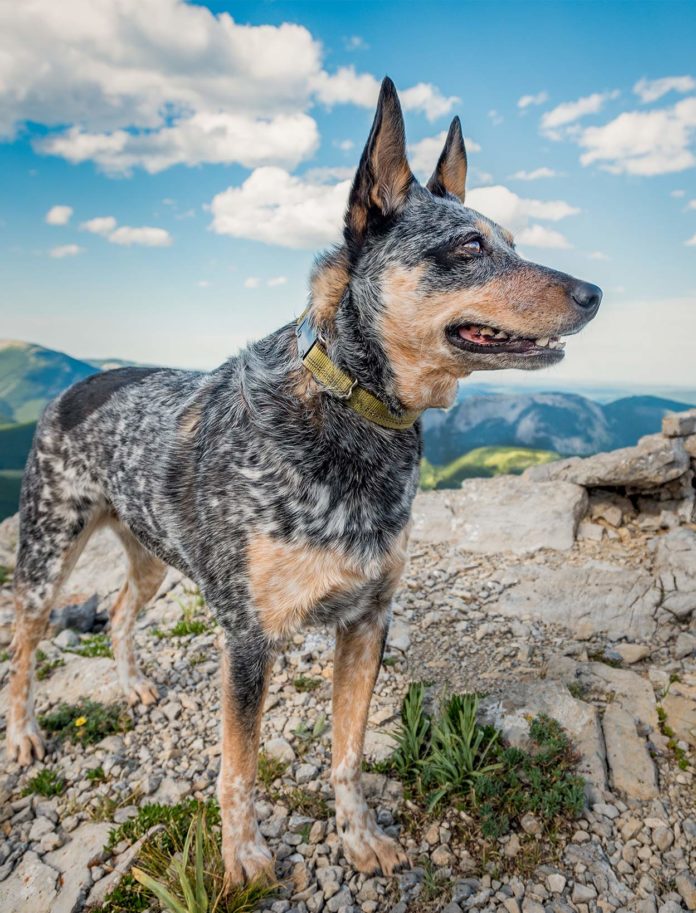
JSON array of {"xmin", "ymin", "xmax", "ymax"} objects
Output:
[
  {"xmin": 634, "ymin": 75, "xmax": 696, "ymax": 103},
  {"xmin": 510, "ymin": 167, "xmax": 558, "ymax": 181},
  {"xmin": 488, "ymin": 109, "xmax": 503, "ymax": 126},
  {"xmin": 303, "ymin": 165, "xmax": 354, "ymax": 184},
  {"xmin": 334, "ymin": 139, "xmax": 355, "ymax": 152},
  {"xmin": 541, "ymin": 91, "xmax": 618, "ymax": 135},
  {"xmin": 518, "ymin": 91, "xmax": 548, "ymax": 109},
  {"xmin": 671, "ymin": 189, "xmax": 686, "ymax": 197},
  {"xmin": 197, "ymin": 280, "xmax": 211, "ymax": 288},
  {"xmin": 408, "ymin": 131, "xmax": 481, "ymax": 180},
  {"xmin": 686, "ymin": 233, "xmax": 696, "ymax": 247},
  {"xmin": 244, "ymin": 277, "xmax": 261, "ymax": 288},
  {"xmin": 80, "ymin": 215, "xmax": 171, "ymax": 246},
  {"xmin": 588, "ymin": 251, "xmax": 610, "ymax": 260},
  {"xmin": 109, "ymin": 226, "xmax": 172, "ymax": 247},
  {"xmin": 45, "ymin": 204, "xmax": 73, "ymax": 225},
  {"xmin": 211, "ymin": 167, "xmax": 352, "ymax": 249},
  {"xmin": 81, "ymin": 216, "xmax": 118, "ymax": 236},
  {"xmin": 210, "ymin": 170, "xmax": 579, "ymax": 251},
  {"xmin": 344, "ymin": 35, "xmax": 368, "ymax": 51},
  {"xmin": 267, "ymin": 276, "xmax": 288, "ymax": 287},
  {"xmin": 49, "ymin": 243, "xmax": 82, "ymax": 258},
  {"xmin": 577, "ymin": 96, "xmax": 696, "ymax": 175},
  {"xmin": 515, "ymin": 225, "xmax": 570, "ymax": 249},
  {"xmin": 312, "ymin": 67, "xmax": 458, "ymax": 121},
  {"xmin": 686, "ymin": 199, "xmax": 696, "ymax": 210},
  {"xmin": 0, "ymin": 1, "xmax": 455, "ymax": 173}
]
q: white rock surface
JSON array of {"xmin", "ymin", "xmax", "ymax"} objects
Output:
[
  {"xmin": 602, "ymin": 704, "xmax": 658, "ymax": 800},
  {"xmin": 412, "ymin": 477, "xmax": 587, "ymax": 553}
]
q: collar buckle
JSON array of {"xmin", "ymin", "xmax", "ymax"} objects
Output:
[{"xmin": 296, "ymin": 314, "xmax": 317, "ymax": 360}]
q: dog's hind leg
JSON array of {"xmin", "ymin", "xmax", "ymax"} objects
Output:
[
  {"xmin": 109, "ymin": 525, "xmax": 166, "ymax": 706},
  {"xmin": 332, "ymin": 610, "xmax": 409, "ymax": 876},
  {"xmin": 8, "ymin": 486, "xmax": 102, "ymax": 765},
  {"xmin": 218, "ymin": 629, "xmax": 276, "ymax": 888}
]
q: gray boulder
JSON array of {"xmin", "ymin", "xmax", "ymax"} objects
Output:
[
  {"xmin": 652, "ymin": 527, "xmax": 696, "ymax": 620},
  {"xmin": 412, "ymin": 477, "xmax": 587, "ymax": 554},
  {"xmin": 525, "ymin": 433, "xmax": 689, "ymax": 488},
  {"xmin": 494, "ymin": 559, "xmax": 660, "ymax": 639},
  {"xmin": 602, "ymin": 704, "xmax": 658, "ymax": 800}
]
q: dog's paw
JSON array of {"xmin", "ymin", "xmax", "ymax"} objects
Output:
[
  {"xmin": 341, "ymin": 823, "xmax": 409, "ymax": 877},
  {"xmin": 222, "ymin": 838, "xmax": 275, "ymax": 890},
  {"xmin": 6, "ymin": 720, "xmax": 45, "ymax": 766},
  {"xmin": 126, "ymin": 678, "xmax": 159, "ymax": 706}
]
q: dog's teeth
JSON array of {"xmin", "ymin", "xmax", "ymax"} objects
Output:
[
  {"xmin": 535, "ymin": 337, "xmax": 550, "ymax": 348},
  {"xmin": 480, "ymin": 327, "xmax": 495, "ymax": 337},
  {"xmin": 494, "ymin": 331, "xmax": 509, "ymax": 340}
]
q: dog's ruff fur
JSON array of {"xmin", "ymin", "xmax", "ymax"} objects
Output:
[{"xmin": 7, "ymin": 77, "xmax": 600, "ymax": 886}]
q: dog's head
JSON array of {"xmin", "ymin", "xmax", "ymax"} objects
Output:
[{"xmin": 311, "ymin": 77, "xmax": 602, "ymax": 413}]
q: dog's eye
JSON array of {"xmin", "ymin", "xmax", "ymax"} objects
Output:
[{"xmin": 462, "ymin": 238, "xmax": 483, "ymax": 255}]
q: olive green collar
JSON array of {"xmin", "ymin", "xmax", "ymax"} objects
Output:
[{"xmin": 295, "ymin": 313, "xmax": 421, "ymax": 431}]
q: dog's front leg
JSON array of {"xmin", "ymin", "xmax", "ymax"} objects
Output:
[
  {"xmin": 218, "ymin": 631, "xmax": 275, "ymax": 888},
  {"xmin": 332, "ymin": 613, "xmax": 409, "ymax": 876}
]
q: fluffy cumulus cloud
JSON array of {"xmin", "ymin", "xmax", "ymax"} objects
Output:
[
  {"xmin": 45, "ymin": 205, "xmax": 73, "ymax": 225},
  {"xmin": 80, "ymin": 215, "xmax": 171, "ymax": 246},
  {"xmin": 407, "ymin": 131, "xmax": 481, "ymax": 180},
  {"xmin": 541, "ymin": 91, "xmax": 619, "ymax": 137},
  {"xmin": 686, "ymin": 234, "xmax": 696, "ymax": 247},
  {"xmin": 0, "ymin": 0, "xmax": 457, "ymax": 174},
  {"xmin": 517, "ymin": 91, "xmax": 548, "ymax": 110},
  {"xmin": 634, "ymin": 75, "xmax": 696, "ymax": 103},
  {"xmin": 211, "ymin": 169, "xmax": 579, "ymax": 250},
  {"xmin": 510, "ymin": 167, "xmax": 558, "ymax": 181},
  {"xmin": 211, "ymin": 167, "xmax": 352, "ymax": 249},
  {"xmin": 49, "ymin": 244, "xmax": 82, "ymax": 258},
  {"xmin": 577, "ymin": 97, "xmax": 696, "ymax": 175}
]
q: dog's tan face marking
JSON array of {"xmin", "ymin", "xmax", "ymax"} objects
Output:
[
  {"xmin": 379, "ymin": 262, "xmax": 581, "ymax": 411},
  {"xmin": 218, "ymin": 649, "xmax": 274, "ymax": 888}
]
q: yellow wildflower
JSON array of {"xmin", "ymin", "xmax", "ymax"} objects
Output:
[{"xmin": 74, "ymin": 716, "xmax": 87, "ymax": 727}]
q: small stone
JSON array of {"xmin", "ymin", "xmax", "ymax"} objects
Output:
[
  {"xmin": 504, "ymin": 834, "xmax": 522, "ymax": 857},
  {"xmin": 503, "ymin": 900, "xmax": 521, "ymax": 913},
  {"xmin": 54, "ymin": 628, "xmax": 80, "ymax": 649},
  {"xmin": 431, "ymin": 844, "xmax": 454, "ymax": 867},
  {"xmin": 675, "ymin": 873, "xmax": 696, "ymax": 910},
  {"xmin": 522, "ymin": 901, "xmax": 544, "ymax": 913},
  {"xmin": 593, "ymin": 802, "xmax": 619, "ymax": 819},
  {"xmin": 295, "ymin": 763, "xmax": 318, "ymax": 784},
  {"xmin": 547, "ymin": 873, "xmax": 567, "ymax": 894},
  {"xmin": 674, "ymin": 632, "xmax": 696, "ymax": 659},
  {"xmin": 572, "ymin": 883, "xmax": 597, "ymax": 903},
  {"xmin": 29, "ymin": 816, "xmax": 54, "ymax": 842},
  {"xmin": 264, "ymin": 737, "xmax": 296, "ymax": 763},
  {"xmin": 653, "ymin": 827, "xmax": 675, "ymax": 852},
  {"xmin": 520, "ymin": 813, "xmax": 541, "ymax": 836},
  {"xmin": 613, "ymin": 643, "xmax": 651, "ymax": 664}
]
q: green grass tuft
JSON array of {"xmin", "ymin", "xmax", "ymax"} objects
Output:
[
  {"xmin": 68, "ymin": 633, "xmax": 113, "ymax": 658},
  {"xmin": 36, "ymin": 648, "xmax": 65, "ymax": 680},
  {"xmin": 22, "ymin": 768, "xmax": 65, "ymax": 797},
  {"xmin": 292, "ymin": 675, "xmax": 322, "ymax": 692},
  {"xmin": 39, "ymin": 700, "xmax": 131, "ymax": 746},
  {"xmin": 385, "ymin": 683, "xmax": 585, "ymax": 837}
]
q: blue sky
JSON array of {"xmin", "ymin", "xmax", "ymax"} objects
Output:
[{"xmin": 1, "ymin": 0, "xmax": 695, "ymax": 387}]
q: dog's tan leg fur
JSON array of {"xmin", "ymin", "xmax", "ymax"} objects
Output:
[
  {"xmin": 109, "ymin": 525, "xmax": 166, "ymax": 706},
  {"xmin": 219, "ymin": 646, "xmax": 275, "ymax": 889},
  {"xmin": 332, "ymin": 614, "xmax": 408, "ymax": 875}
]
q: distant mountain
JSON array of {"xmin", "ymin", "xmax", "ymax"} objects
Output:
[
  {"xmin": 0, "ymin": 340, "xmax": 98, "ymax": 422},
  {"xmin": 422, "ymin": 392, "xmax": 695, "ymax": 465}
]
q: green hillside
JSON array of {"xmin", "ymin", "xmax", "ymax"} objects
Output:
[
  {"xmin": 0, "ymin": 340, "xmax": 97, "ymax": 422},
  {"xmin": 0, "ymin": 470, "xmax": 22, "ymax": 522},
  {"xmin": 421, "ymin": 446, "xmax": 559, "ymax": 490},
  {"xmin": 0, "ymin": 421, "xmax": 37, "ymax": 470}
]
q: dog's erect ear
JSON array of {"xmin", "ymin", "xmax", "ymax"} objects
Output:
[
  {"xmin": 426, "ymin": 116, "xmax": 467, "ymax": 203},
  {"xmin": 344, "ymin": 76, "xmax": 414, "ymax": 249}
]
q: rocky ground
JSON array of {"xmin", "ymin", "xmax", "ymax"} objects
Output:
[{"xmin": 1, "ymin": 414, "xmax": 695, "ymax": 913}]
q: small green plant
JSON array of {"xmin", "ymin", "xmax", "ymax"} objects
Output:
[
  {"xmin": 382, "ymin": 655, "xmax": 399, "ymax": 667},
  {"xmin": 108, "ymin": 798, "xmax": 220, "ymax": 852},
  {"xmin": 657, "ymin": 705, "xmax": 690, "ymax": 771},
  {"xmin": 474, "ymin": 715, "xmax": 585, "ymax": 838},
  {"xmin": 154, "ymin": 592, "xmax": 211, "ymax": 639},
  {"xmin": 36, "ymin": 649, "xmax": 65, "ymax": 680},
  {"xmin": 567, "ymin": 681, "xmax": 588, "ymax": 701},
  {"xmin": 39, "ymin": 700, "xmax": 131, "ymax": 746},
  {"xmin": 87, "ymin": 765, "xmax": 107, "ymax": 782},
  {"xmin": 0, "ymin": 649, "xmax": 9, "ymax": 663},
  {"xmin": 68, "ymin": 633, "xmax": 113, "ymax": 658},
  {"xmin": 292, "ymin": 675, "xmax": 321, "ymax": 693},
  {"xmin": 22, "ymin": 768, "xmax": 65, "ymax": 797},
  {"xmin": 89, "ymin": 874, "xmax": 150, "ymax": 913},
  {"xmin": 131, "ymin": 804, "xmax": 277, "ymax": 913},
  {"xmin": 284, "ymin": 788, "xmax": 328, "ymax": 819},
  {"xmin": 257, "ymin": 753, "xmax": 288, "ymax": 790},
  {"xmin": 0, "ymin": 565, "xmax": 9, "ymax": 585},
  {"xmin": 293, "ymin": 713, "xmax": 328, "ymax": 751}
]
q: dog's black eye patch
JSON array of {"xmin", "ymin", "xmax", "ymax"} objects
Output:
[{"xmin": 424, "ymin": 235, "xmax": 486, "ymax": 267}]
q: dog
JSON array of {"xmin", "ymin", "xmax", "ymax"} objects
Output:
[{"xmin": 6, "ymin": 77, "xmax": 601, "ymax": 885}]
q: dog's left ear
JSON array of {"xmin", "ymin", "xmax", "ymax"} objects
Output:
[
  {"xmin": 345, "ymin": 76, "xmax": 414, "ymax": 249},
  {"xmin": 427, "ymin": 116, "xmax": 467, "ymax": 203}
]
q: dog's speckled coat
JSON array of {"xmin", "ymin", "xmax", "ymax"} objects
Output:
[{"xmin": 7, "ymin": 78, "xmax": 601, "ymax": 885}]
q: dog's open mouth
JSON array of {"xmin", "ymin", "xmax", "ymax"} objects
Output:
[{"xmin": 447, "ymin": 323, "xmax": 566, "ymax": 358}]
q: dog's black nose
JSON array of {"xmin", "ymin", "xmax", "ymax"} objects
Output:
[{"xmin": 571, "ymin": 281, "xmax": 602, "ymax": 313}]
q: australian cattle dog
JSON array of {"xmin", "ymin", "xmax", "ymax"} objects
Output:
[{"xmin": 7, "ymin": 77, "xmax": 601, "ymax": 885}]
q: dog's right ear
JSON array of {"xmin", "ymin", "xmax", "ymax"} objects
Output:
[
  {"xmin": 344, "ymin": 76, "xmax": 414, "ymax": 251},
  {"xmin": 427, "ymin": 116, "xmax": 467, "ymax": 203}
]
